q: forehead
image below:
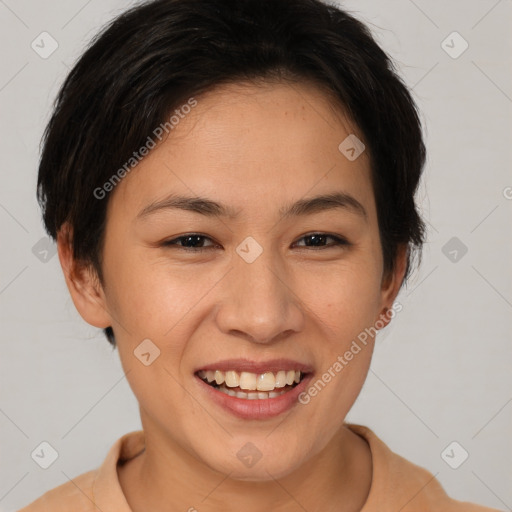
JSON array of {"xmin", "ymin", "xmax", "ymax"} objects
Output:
[{"xmin": 108, "ymin": 80, "xmax": 375, "ymax": 226}]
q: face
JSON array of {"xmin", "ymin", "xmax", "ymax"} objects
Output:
[{"xmin": 61, "ymin": 80, "xmax": 405, "ymax": 480}]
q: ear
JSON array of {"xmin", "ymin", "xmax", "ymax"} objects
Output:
[
  {"xmin": 375, "ymin": 243, "xmax": 408, "ymax": 329},
  {"xmin": 57, "ymin": 223, "xmax": 112, "ymax": 329}
]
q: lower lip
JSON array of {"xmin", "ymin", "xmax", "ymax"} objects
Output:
[{"xmin": 195, "ymin": 374, "xmax": 314, "ymax": 420}]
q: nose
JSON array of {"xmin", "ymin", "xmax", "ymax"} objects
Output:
[{"xmin": 215, "ymin": 246, "xmax": 304, "ymax": 345}]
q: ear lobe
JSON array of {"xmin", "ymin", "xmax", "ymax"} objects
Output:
[
  {"xmin": 376, "ymin": 243, "xmax": 408, "ymax": 329},
  {"xmin": 57, "ymin": 223, "xmax": 112, "ymax": 329}
]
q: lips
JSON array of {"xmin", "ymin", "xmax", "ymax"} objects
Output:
[{"xmin": 193, "ymin": 358, "xmax": 313, "ymax": 418}]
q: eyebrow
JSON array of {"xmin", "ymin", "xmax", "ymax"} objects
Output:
[{"xmin": 136, "ymin": 191, "xmax": 368, "ymax": 222}]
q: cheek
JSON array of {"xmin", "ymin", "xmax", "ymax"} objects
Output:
[
  {"xmin": 298, "ymin": 260, "xmax": 381, "ymax": 402},
  {"xmin": 103, "ymin": 248, "xmax": 200, "ymax": 338},
  {"xmin": 300, "ymin": 260, "xmax": 383, "ymax": 338}
]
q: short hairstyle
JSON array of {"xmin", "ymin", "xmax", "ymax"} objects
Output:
[{"xmin": 37, "ymin": 0, "xmax": 427, "ymax": 348}]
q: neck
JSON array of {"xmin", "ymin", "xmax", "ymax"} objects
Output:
[{"xmin": 118, "ymin": 420, "xmax": 372, "ymax": 512}]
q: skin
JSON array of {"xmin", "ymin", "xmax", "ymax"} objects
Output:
[{"xmin": 57, "ymin": 80, "xmax": 407, "ymax": 512}]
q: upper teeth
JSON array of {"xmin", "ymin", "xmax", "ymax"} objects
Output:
[{"xmin": 198, "ymin": 370, "xmax": 302, "ymax": 391}]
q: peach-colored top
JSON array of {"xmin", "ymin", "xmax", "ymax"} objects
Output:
[{"xmin": 18, "ymin": 423, "xmax": 501, "ymax": 511}]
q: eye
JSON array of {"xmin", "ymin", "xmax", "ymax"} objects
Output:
[
  {"xmin": 161, "ymin": 234, "xmax": 217, "ymax": 252},
  {"xmin": 161, "ymin": 232, "xmax": 350, "ymax": 253},
  {"xmin": 293, "ymin": 233, "xmax": 350, "ymax": 250}
]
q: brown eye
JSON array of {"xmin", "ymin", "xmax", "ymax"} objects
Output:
[
  {"xmin": 162, "ymin": 234, "xmax": 217, "ymax": 251},
  {"xmin": 293, "ymin": 233, "xmax": 350, "ymax": 249}
]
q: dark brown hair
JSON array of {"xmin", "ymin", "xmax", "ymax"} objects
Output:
[{"xmin": 37, "ymin": 0, "xmax": 427, "ymax": 348}]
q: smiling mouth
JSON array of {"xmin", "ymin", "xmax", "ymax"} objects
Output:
[{"xmin": 196, "ymin": 369, "xmax": 306, "ymax": 399}]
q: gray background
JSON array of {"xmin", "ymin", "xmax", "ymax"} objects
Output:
[{"xmin": 1, "ymin": 0, "xmax": 511, "ymax": 510}]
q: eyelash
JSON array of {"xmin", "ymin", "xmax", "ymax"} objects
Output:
[{"xmin": 161, "ymin": 233, "xmax": 351, "ymax": 252}]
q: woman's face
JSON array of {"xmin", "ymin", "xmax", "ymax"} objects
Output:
[{"xmin": 65, "ymin": 81, "xmax": 404, "ymax": 480}]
